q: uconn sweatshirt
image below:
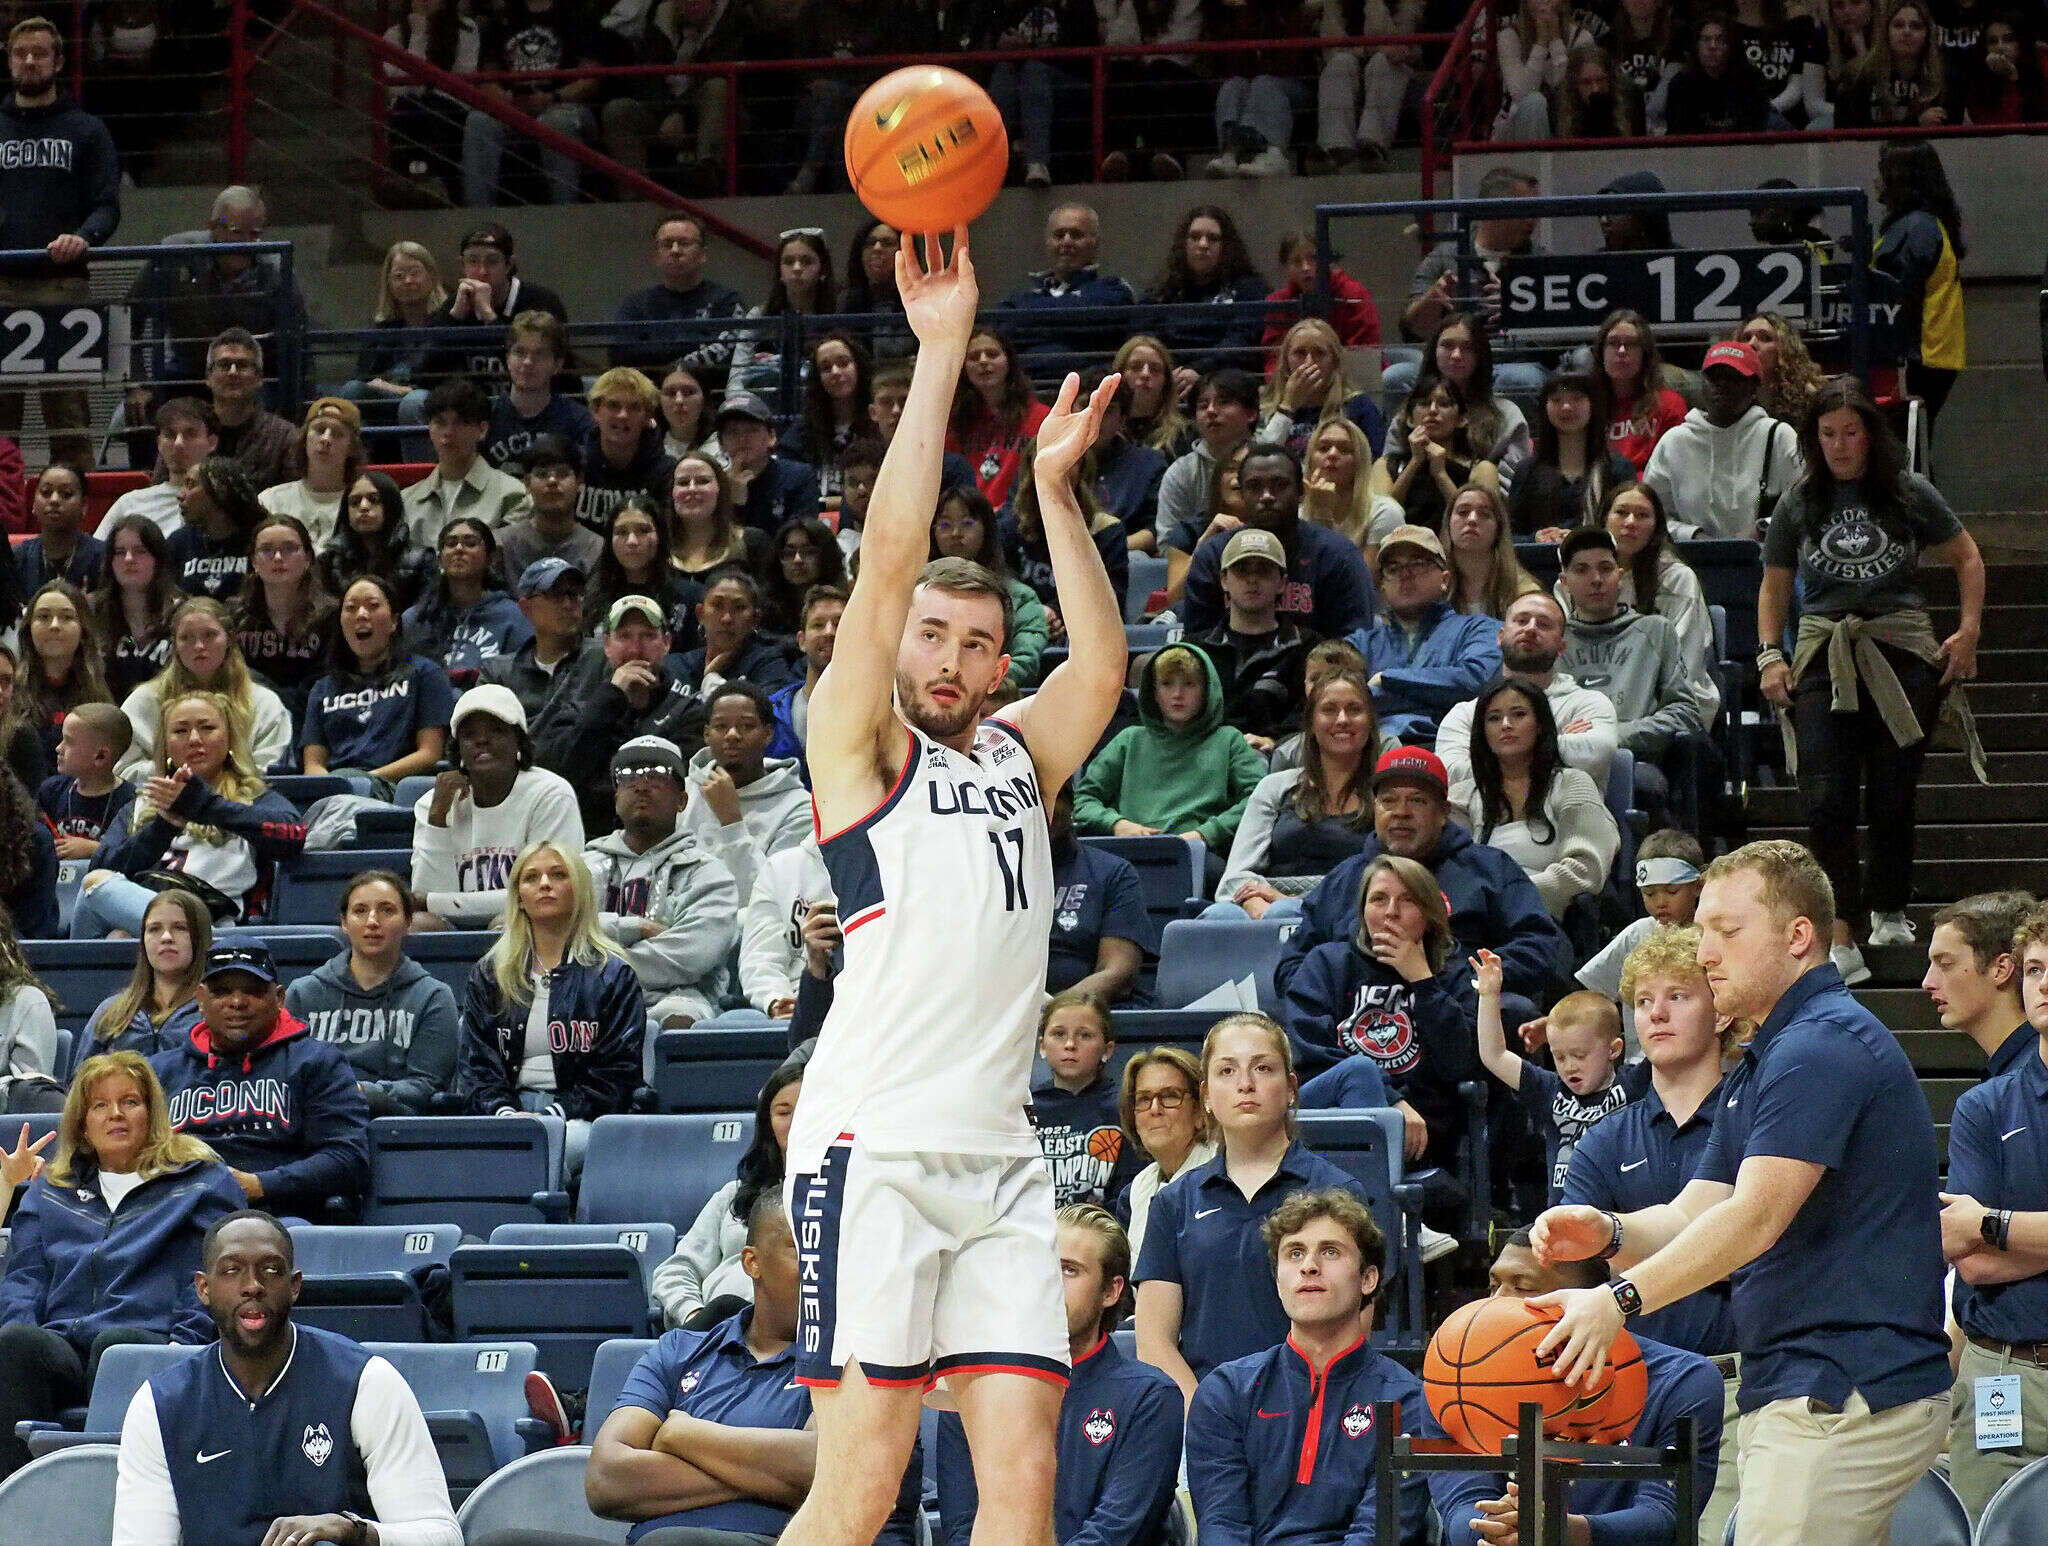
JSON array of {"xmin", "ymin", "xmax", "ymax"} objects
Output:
[
  {"xmin": 410, "ymin": 766, "xmax": 585, "ymax": 927},
  {"xmin": 0, "ymin": 91, "xmax": 120, "ymax": 277}
]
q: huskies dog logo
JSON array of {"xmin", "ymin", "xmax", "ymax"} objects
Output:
[
  {"xmin": 302, "ymin": 1423, "xmax": 333, "ymax": 1467},
  {"xmin": 1337, "ymin": 984, "xmax": 1422, "ymax": 1075},
  {"xmin": 1341, "ymin": 1404, "xmax": 1372, "ymax": 1439},
  {"xmin": 677, "ymin": 1371, "xmax": 702, "ymax": 1397},
  {"xmin": 1083, "ymin": 1408, "xmax": 1116, "ymax": 1446}
]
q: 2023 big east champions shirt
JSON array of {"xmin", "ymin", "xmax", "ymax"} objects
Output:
[{"xmin": 790, "ymin": 719, "xmax": 1051, "ymax": 1167}]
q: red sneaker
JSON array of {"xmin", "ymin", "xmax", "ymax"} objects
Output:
[{"xmin": 525, "ymin": 1370, "xmax": 572, "ymax": 1445}]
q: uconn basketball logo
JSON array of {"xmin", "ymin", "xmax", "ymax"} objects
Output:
[
  {"xmin": 677, "ymin": 1371, "xmax": 702, "ymax": 1397},
  {"xmin": 1341, "ymin": 1404, "xmax": 1372, "ymax": 1440},
  {"xmin": 302, "ymin": 1423, "xmax": 333, "ymax": 1467},
  {"xmin": 1083, "ymin": 1408, "xmax": 1116, "ymax": 1446},
  {"xmin": 1336, "ymin": 985, "xmax": 1421, "ymax": 1076}
]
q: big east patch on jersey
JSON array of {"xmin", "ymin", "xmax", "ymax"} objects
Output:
[{"xmin": 1336, "ymin": 983, "xmax": 1422, "ymax": 1076}]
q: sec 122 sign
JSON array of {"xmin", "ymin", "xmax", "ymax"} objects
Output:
[
  {"xmin": 1498, "ymin": 248, "xmax": 1816, "ymax": 335},
  {"xmin": 0, "ymin": 305, "xmax": 121, "ymax": 382}
]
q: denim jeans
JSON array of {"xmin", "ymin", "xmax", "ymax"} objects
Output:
[
  {"xmin": 1200, "ymin": 896, "xmax": 1306, "ymax": 921},
  {"xmin": 1215, "ymin": 75, "xmax": 1304, "ymax": 152},
  {"xmin": 72, "ymin": 875, "xmax": 164, "ymax": 938},
  {"xmin": 462, "ymin": 102, "xmax": 597, "ymax": 205}
]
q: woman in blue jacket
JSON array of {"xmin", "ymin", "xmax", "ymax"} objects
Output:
[
  {"xmin": 0, "ymin": 1049, "xmax": 241, "ymax": 1477},
  {"xmin": 71, "ymin": 890, "xmax": 212, "ymax": 1080},
  {"xmin": 399, "ymin": 516, "xmax": 532, "ymax": 688},
  {"xmin": 1280, "ymin": 853, "xmax": 1481, "ymax": 1169},
  {"xmin": 456, "ymin": 839, "xmax": 647, "ymax": 1180}
]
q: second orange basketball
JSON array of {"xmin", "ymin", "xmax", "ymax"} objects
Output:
[{"xmin": 844, "ymin": 66, "xmax": 1008, "ymax": 235}]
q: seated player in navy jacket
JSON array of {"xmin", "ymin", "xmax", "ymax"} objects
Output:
[
  {"xmin": 1185, "ymin": 1187, "xmax": 1440, "ymax": 1546},
  {"xmin": 1434, "ymin": 1230, "xmax": 1723, "ymax": 1546},
  {"xmin": 938, "ymin": 1205, "xmax": 1183, "ymax": 1546}
]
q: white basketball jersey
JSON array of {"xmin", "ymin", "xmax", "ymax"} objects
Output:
[{"xmin": 789, "ymin": 718, "xmax": 1053, "ymax": 1165}]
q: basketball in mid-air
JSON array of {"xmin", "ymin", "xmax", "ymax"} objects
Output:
[
  {"xmin": 1422, "ymin": 1297, "xmax": 1647, "ymax": 1453},
  {"xmin": 844, "ymin": 66, "xmax": 1008, "ymax": 234}
]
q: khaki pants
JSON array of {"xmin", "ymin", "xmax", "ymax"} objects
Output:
[
  {"xmin": 1735, "ymin": 1390, "xmax": 1949, "ymax": 1546},
  {"xmin": 0, "ymin": 274, "xmax": 93, "ymax": 470},
  {"xmin": 1698, "ymin": 1368, "xmax": 1742, "ymax": 1546},
  {"xmin": 1948, "ymin": 1338, "xmax": 2048, "ymax": 1523}
]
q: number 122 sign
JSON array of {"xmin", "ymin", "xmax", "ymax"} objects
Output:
[
  {"xmin": 0, "ymin": 305, "xmax": 122, "ymax": 382},
  {"xmin": 1498, "ymin": 248, "xmax": 1815, "ymax": 334}
]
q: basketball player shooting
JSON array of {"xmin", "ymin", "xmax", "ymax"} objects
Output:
[{"xmin": 780, "ymin": 226, "xmax": 1127, "ymax": 1546}]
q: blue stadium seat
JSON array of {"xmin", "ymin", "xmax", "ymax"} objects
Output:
[
  {"xmin": 1156, "ymin": 917, "xmax": 1286, "ymax": 1013},
  {"xmin": 1978, "ymin": 1454, "xmax": 2048, "ymax": 1546},
  {"xmin": 1293, "ymin": 1109, "xmax": 1426, "ymax": 1349},
  {"xmin": 394, "ymin": 774, "xmax": 438, "ymax": 809},
  {"xmin": 0, "ymin": 1445, "xmax": 120, "ymax": 1545},
  {"xmin": 449, "ymin": 1244, "xmax": 654, "ymax": 1389},
  {"xmin": 268, "ymin": 775, "xmax": 355, "ymax": 807},
  {"xmin": 584, "ymin": 1337, "xmax": 656, "ymax": 1431},
  {"xmin": 49, "ymin": 1029, "xmax": 70, "ymax": 1081},
  {"xmin": 53, "ymin": 858, "xmax": 87, "ymax": 935},
  {"xmin": 364, "ymin": 1116, "xmax": 569, "ymax": 1236},
  {"xmin": 1106, "ymin": 1008, "xmax": 1221, "ymax": 1076},
  {"xmin": 455, "ymin": 1446, "xmax": 628, "ymax": 1543},
  {"xmin": 1125, "ymin": 623, "xmax": 1173, "ymax": 652},
  {"xmin": 577, "ymin": 1114, "xmax": 750, "ymax": 1234},
  {"xmin": 402, "ymin": 929, "xmax": 495, "ymax": 1003},
  {"xmin": 355, "ymin": 805, "xmax": 416, "ymax": 845},
  {"xmin": 365, "ymin": 1339, "xmax": 547, "ymax": 1500},
  {"xmin": 290, "ymin": 1222, "xmax": 460, "ymax": 1342},
  {"xmin": 1604, "ymin": 747, "xmax": 1639, "ymax": 896},
  {"xmin": 19, "ymin": 1343, "xmax": 199, "ymax": 1456},
  {"xmin": 1683, "ymin": 539, "xmax": 1763, "ymax": 659},
  {"xmin": 490, "ymin": 1223, "xmax": 678, "ymax": 1315},
  {"xmin": 25, "ymin": 941, "xmax": 137, "ymax": 1031},
  {"xmin": 1084, "ymin": 835, "xmax": 1205, "ymax": 941},
  {"xmin": 1888, "ymin": 1468, "xmax": 1971, "ymax": 1546},
  {"xmin": 651, "ymin": 1024, "xmax": 791, "ymax": 1113},
  {"xmin": 271, "ymin": 850, "xmax": 414, "ymax": 925},
  {"xmin": 221, "ymin": 927, "xmax": 347, "ymax": 975},
  {"xmin": 1126, "ymin": 553, "xmax": 1166, "ymax": 622}
]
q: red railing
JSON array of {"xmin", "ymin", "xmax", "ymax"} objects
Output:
[{"xmin": 1420, "ymin": 0, "xmax": 1498, "ymax": 213}]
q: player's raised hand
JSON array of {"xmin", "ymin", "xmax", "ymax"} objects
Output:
[
  {"xmin": 1035, "ymin": 371, "xmax": 1121, "ymax": 486},
  {"xmin": 898, "ymin": 226, "xmax": 978, "ymax": 346}
]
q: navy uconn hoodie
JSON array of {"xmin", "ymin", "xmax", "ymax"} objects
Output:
[
  {"xmin": 0, "ymin": 90, "xmax": 120, "ymax": 277},
  {"xmin": 150, "ymin": 1011, "xmax": 371, "ymax": 1214}
]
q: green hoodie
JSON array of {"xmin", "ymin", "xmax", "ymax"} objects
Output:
[{"xmin": 1074, "ymin": 646, "xmax": 1267, "ymax": 848}]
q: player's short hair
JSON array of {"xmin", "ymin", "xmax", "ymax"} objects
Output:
[
  {"xmin": 424, "ymin": 377, "xmax": 491, "ymax": 425},
  {"xmin": 202, "ymin": 1209, "xmax": 294, "ymax": 1269},
  {"xmin": 1195, "ymin": 368, "xmax": 1260, "ymax": 414},
  {"xmin": 1057, "ymin": 1203, "xmax": 1132, "ymax": 1334},
  {"xmin": 1548, "ymin": 990, "xmax": 1622, "ymax": 1043},
  {"xmin": 837, "ymin": 437, "xmax": 886, "ymax": 475},
  {"xmin": 66, "ymin": 701, "xmax": 132, "ymax": 760},
  {"xmin": 1703, "ymin": 839, "xmax": 1835, "ymax": 945},
  {"xmin": 872, "ymin": 363, "xmax": 913, "ymax": 396},
  {"xmin": 1118, "ymin": 1046, "xmax": 1211, "ymax": 1144},
  {"xmin": 704, "ymin": 678, "xmax": 774, "ymax": 728},
  {"xmin": 800, "ymin": 583, "xmax": 848, "ymax": 629},
  {"xmin": 1637, "ymin": 828, "xmax": 1706, "ymax": 871},
  {"xmin": 2010, "ymin": 901, "xmax": 2048, "ymax": 962},
  {"xmin": 913, "ymin": 556, "xmax": 1011, "ymax": 651},
  {"xmin": 1263, "ymin": 1188, "xmax": 1385, "ymax": 1283},
  {"xmin": 1934, "ymin": 892, "xmax": 2036, "ymax": 972},
  {"xmin": 1504, "ymin": 1225, "xmax": 1605, "ymax": 1287},
  {"xmin": 506, "ymin": 309, "xmax": 569, "ymax": 360},
  {"xmin": 589, "ymin": 366, "xmax": 660, "ymax": 415},
  {"xmin": 1307, "ymin": 639, "xmax": 1366, "ymax": 678}
]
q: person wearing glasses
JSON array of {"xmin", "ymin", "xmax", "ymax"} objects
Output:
[
  {"xmin": 613, "ymin": 214, "xmax": 747, "ymax": 380},
  {"xmin": 1119, "ymin": 1047, "xmax": 1216, "ymax": 1260}
]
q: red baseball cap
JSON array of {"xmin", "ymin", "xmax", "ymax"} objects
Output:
[
  {"xmin": 1702, "ymin": 341, "xmax": 1762, "ymax": 378},
  {"xmin": 1371, "ymin": 745, "xmax": 1449, "ymax": 797}
]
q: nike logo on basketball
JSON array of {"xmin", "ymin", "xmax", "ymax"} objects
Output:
[
  {"xmin": 1194, "ymin": 1207, "xmax": 1221, "ymax": 1220},
  {"xmin": 875, "ymin": 99, "xmax": 911, "ymax": 131},
  {"xmin": 2003, "ymin": 1127, "xmax": 2029, "ymax": 1141},
  {"xmin": 1620, "ymin": 1159, "xmax": 1648, "ymax": 1172},
  {"xmin": 197, "ymin": 1449, "xmax": 231, "ymax": 1464},
  {"xmin": 1257, "ymin": 1409, "xmax": 1290, "ymax": 1419}
]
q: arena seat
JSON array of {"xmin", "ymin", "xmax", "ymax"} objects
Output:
[
  {"xmin": 576, "ymin": 1114, "xmax": 750, "ymax": 1234},
  {"xmin": 455, "ymin": 1445, "xmax": 627, "ymax": 1544},
  {"xmin": 584, "ymin": 1337, "xmax": 657, "ymax": 1430},
  {"xmin": 1085, "ymin": 835, "xmax": 1206, "ymax": 941},
  {"xmin": 17, "ymin": 1343, "xmax": 198, "ymax": 1456},
  {"xmin": 26, "ymin": 941, "xmax": 138, "ymax": 1033},
  {"xmin": 223, "ymin": 927, "xmax": 347, "ymax": 977},
  {"xmin": 267, "ymin": 774, "xmax": 355, "ymax": 807},
  {"xmin": 1125, "ymin": 623, "xmax": 1173, "ymax": 652},
  {"xmin": 0, "ymin": 1444, "xmax": 120, "ymax": 1545},
  {"xmin": 393, "ymin": 773, "xmax": 439, "ymax": 809},
  {"xmin": 1977, "ymin": 1454, "xmax": 2048, "ymax": 1546},
  {"xmin": 404, "ymin": 930, "xmax": 496, "ymax": 1002},
  {"xmin": 271, "ymin": 850, "xmax": 414, "ymax": 925},
  {"xmin": 651, "ymin": 1024, "xmax": 791, "ymax": 1113},
  {"xmin": 1125, "ymin": 554, "xmax": 1165, "ymax": 623},
  {"xmin": 366, "ymin": 1339, "xmax": 548, "ymax": 1500},
  {"xmin": 490, "ymin": 1223, "xmax": 676, "ymax": 1318},
  {"xmin": 1722, "ymin": 1467, "xmax": 1970, "ymax": 1546},
  {"xmin": 449, "ymin": 1244, "xmax": 655, "ymax": 1389},
  {"xmin": 290, "ymin": 1222, "xmax": 461, "ymax": 1343},
  {"xmin": 1106, "ymin": 1008, "xmax": 1221, "ymax": 1073},
  {"xmin": 1156, "ymin": 917, "xmax": 1286, "ymax": 1013},
  {"xmin": 1293, "ymin": 1109, "xmax": 1427, "ymax": 1349},
  {"xmin": 356, "ymin": 804, "xmax": 416, "ymax": 845},
  {"xmin": 364, "ymin": 1116, "xmax": 569, "ymax": 1236}
]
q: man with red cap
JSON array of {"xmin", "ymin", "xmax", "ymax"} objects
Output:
[{"xmin": 1643, "ymin": 340, "xmax": 1805, "ymax": 540}]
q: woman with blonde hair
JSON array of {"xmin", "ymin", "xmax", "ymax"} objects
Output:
[
  {"xmin": 74, "ymin": 690, "xmax": 305, "ymax": 935},
  {"xmin": 342, "ymin": 240, "xmax": 446, "ymax": 430},
  {"xmin": 1117, "ymin": 1046, "xmax": 1216, "ymax": 1259},
  {"xmin": 1442, "ymin": 483, "xmax": 1542, "ymax": 618},
  {"xmin": 0, "ymin": 1050, "xmax": 240, "ymax": 1479},
  {"xmin": 1258, "ymin": 318, "xmax": 1386, "ymax": 460},
  {"xmin": 1736, "ymin": 312, "xmax": 1828, "ymax": 428},
  {"xmin": 455, "ymin": 840, "xmax": 646, "ymax": 1178},
  {"xmin": 1281, "ymin": 853, "xmax": 1482, "ymax": 1167},
  {"xmin": 117, "ymin": 597, "xmax": 292, "ymax": 781},
  {"xmin": 73, "ymin": 889, "xmax": 210, "ymax": 1079},
  {"xmin": 1112, "ymin": 335, "xmax": 1190, "ymax": 460},
  {"xmin": 1300, "ymin": 417, "xmax": 1376, "ymax": 547}
]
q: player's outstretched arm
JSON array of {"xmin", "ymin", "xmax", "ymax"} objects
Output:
[
  {"xmin": 1002, "ymin": 372, "xmax": 1129, "ymax": 795},
  {"xmin": 810, "ymin": 228, "xmax": 977, "ymax": 800}
]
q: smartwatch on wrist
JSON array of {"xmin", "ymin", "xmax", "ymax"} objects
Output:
[
  {"xmin": 1597, "ymin": 1210, "xmax": 1623, "ymax": 1261},
  {"xmin": 1611, "ymin": 1278, "xmax": 1644, "ymax": 1320}
]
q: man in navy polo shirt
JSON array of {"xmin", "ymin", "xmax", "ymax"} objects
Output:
[
  {"xmin": 1530, "ymin": 840, "xmax": 1950, "ymax": 1546},
  {"xmin": 1934, "ymin": 899, "xmax": 2048, "ymax": 1520},
  {"xmin": 937, "ymin": 1205, "xmax": 1182, "ymax": 1546},
  {"xmin": 1436, "ymin": 1229, "xmax": 1723, "ymax": 1546},
  {"xmin": 1048, "ymin": 784, "xmax": 1149, "ymax": 1001},
  {"xmin": 1922, "ymin": 892, "xmax": 2037, "ymax": 1083},
  {"xmin": 1184, "ymin": 1188, "xmax": 1437, "ymax": 1546},
  {"xmin": 1561, "ymin": 922, "xmax": 1742, "ymax": 1544},
  {"xmin": 111, "ymin": 1211, "xmax": 459, "ymax": 1546}
]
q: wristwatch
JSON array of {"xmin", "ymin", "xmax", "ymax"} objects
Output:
[
  {"xmin": 1597, "ymin": 1210, "xmax": 1624, "ymax": 1261},
  {"xmin": 1610, "ymin": 1278, "xmax": 1644, "ymax": 1320}
]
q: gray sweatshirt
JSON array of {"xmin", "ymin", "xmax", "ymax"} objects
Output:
[
  {"xmin": 650, "ymin": 1176, "xmax": 753, "ymax": 1328},
  {"xmin": 1560, "ymin": 607, "xmax": 1704, "ymax": 758},
  {"xmin": 286, "ymin": 952, "xmax": 460, "ymax": 1116},
  {"xmin": 584, "ymin": 820, "xmax": 742, "ymax": 1022},
  {"xmin": 739, "ymin": 840, "xmax": 832, "ymax": 1014},
  {"xmin": 678, "ymin": 748, "xmax": 812, "ymax": 905},
  {"xmin": 0, "ymin": 985, "xmax": 58, "ymax": 1083}
]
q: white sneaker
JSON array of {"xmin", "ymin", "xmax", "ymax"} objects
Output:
[
  {"xmin": 1024, "ymin": 160, "xmax": 1052, "ymax": 187},
  {"xmin": 1419, "ymin": 1224, "xmax": 1459, "ymax": 1264},
  {"xmin": 1868, "ymin": 911, "xmax": 1917, "ymax": 947},
  {"xmin": 1236, "ymin": 145, "xmax": 1291, "ymax": 176},
  {"xmin": 1202, "ymin": 153, "xmax": 1240, "ymax": 178},
  {"xmin": 1831, "ymin": 941, "xmax": 1872, "ymax": 986}
]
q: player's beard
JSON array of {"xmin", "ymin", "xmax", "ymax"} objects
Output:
[{"xmin": 897, "ymin": 667, "xmax": 984, "ymax": 740}]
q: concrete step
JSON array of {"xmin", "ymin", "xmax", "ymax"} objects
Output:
[
  {"xmin": 1748, "ymin": 784, "xmax": 2048, "ymax": 825},
  {"xmin": 1934, "ymin": 606, "xmax": 2048, "ymax": 645},
  {"xmin": 1913, "ymin": 858, "xmax": 2044, "ymax": 900},
  {"xmin": 1970, "ymin": 714, "xmax": 2048, "ymax": 751},
  {"xmin": 1976, "ymin": 649, "xmax": 2048, "ymax": 684},
  {"xmin": 1970, "ymin": 682, "xmax": 2048, "ymax": 715},
  {"xmin": 1921, "ymin": 565, "xmax": 2048, "ymax": 605},
  {"xmin": 1925, "ymin": 750, "xmax": 2048, "ymax": 783},
  {"xmin": 1892, "ymin": 1024, "xmax": 1988, "ymax": 1072},
  {"xmin": 1756, "ymin": 823, "xmax": 2048, "ymax": 859}
]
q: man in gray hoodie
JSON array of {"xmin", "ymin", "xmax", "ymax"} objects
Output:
[
  {"xmin": 584, "ymin": 736, "xmax": 742, "ymax": 1032},
  {"xmin": 680, "ymin": 680, "xmax": 812, "ymax": 906}
]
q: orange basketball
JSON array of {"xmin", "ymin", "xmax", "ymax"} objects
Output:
[
  {"xmin": 1087, "ymin": 1128, "xmax": 1123, "ymax": 1165},
  {"xmin": 1423, "ymin": 1298, "xmax": 1648, "ymax": 1453},
  {"xmin": 844, "ymin": 66, "xmax": 1008, "ymax": 234}
]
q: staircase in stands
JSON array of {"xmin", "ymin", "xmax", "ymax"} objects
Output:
[{"xmin": 1748, "ymin": 559, "xmax": 2048, "ymax": 1163}]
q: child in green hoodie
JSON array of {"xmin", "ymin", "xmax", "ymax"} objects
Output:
[{"xmin": 1074, "ymin": 646, "xmax": 1267, "ymax": 880}]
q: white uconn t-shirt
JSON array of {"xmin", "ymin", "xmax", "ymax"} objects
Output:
[{"xmin": 789, "ymin": 719, "xmax": 1051, "ymax": 1166}]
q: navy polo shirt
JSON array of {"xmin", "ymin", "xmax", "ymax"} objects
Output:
[
  {"xmin": 1984, "ymin": 1023, "xmax": 2034, "ymax": 1082},
  {"xmin": 1563, "ymin": 1080, "xmax": 1737, "ymax": 1357},
  {"xmin": 1048, "ymin": 841, "xmax": 1152, "ymax": 994},
  {"xmin": 612, "ymin": 1311, "xmax": 811, "ymax": 1542},
  {"xmin": 1693, "ymin": 964, "xmax": 1950, "ymax": 1413},
  {"xmin": 299, "ymin": 657, "xmax": 457, "ymax": 771},
  {"xmin": 1133, "ymin": 1141, "xmax": 1370, "ymax": 1379},
  {"xmin": 1947, "ymin": 1040, "xmax": 2048, "ymax": 1344}
]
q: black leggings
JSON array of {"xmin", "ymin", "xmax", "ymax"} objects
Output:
[
  {"xmin": 1906, "ymin": 362, "xmax": 1957, "ymax": 424},
  {"xmin": 1792, "ymin": 644, "xmax": 1941, "ymax": 922},
  {"xmin": 0, "ymin": 1323, "xmax": 167, "ymax": 1478}
]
